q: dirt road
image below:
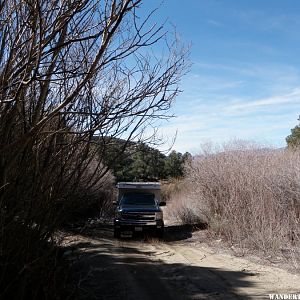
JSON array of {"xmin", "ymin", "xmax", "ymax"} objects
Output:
[{"xmin": 65, "ymin": 224, "xmax": 300, "ymax": 300}]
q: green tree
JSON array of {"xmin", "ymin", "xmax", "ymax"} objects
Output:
[
  {"xmin": 164, "ymin": 150, "xmax": 192, "ymax": 178},
  {"xmin": 102, "ymin": 140, "xmax": 167, "ymax": 182},
  {"xmin": 165, "ymin": 150, "xmax": 183, "ymax": 178},
  {"xmin": 182, "ymin": 151, "xmax": 192, "ymax": 164},
  {"xmin": 286, "ymin": 116, "xmax": 300, "ymax": 148},
  {"xmin": 131, "ymin": 144, "xmax": 166, "ymax": 181}
]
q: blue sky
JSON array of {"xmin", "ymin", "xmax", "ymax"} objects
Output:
[{"xmin": 140, "ymin": 0, "xmax": 300, "ymax": 154}]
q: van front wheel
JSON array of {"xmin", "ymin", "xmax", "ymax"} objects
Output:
[
  {"xmin": 114, "ymin": 228, "xmax": 121, "ymax": 238},
  {"xmin": 157, "ymin": 228, "xmax": 164, "ymax": 239}
]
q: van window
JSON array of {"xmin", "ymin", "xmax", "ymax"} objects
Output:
[{"xmin": 120, "ymin": 193, "xmax": 155, "ymax": 206}]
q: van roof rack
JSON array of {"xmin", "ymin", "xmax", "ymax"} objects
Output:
[{"xmin": 116, "ymin": 182, "xmax": 161, "ymax": 190}]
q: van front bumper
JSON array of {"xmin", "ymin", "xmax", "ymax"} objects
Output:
[{"xmin": 114, "ymin": 219, "xmax": 164, "ymax": 229}]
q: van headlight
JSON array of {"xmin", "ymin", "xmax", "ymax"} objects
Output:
[
  {"xmin": 155, "ymin": 212, "xmax": 163, "ymax": 220},
  {"xmin": 115, "ymin": 211, "xmax": 122, "ymax": 219}
]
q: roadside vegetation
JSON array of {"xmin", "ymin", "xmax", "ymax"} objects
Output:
[
  {"xmin": 1, "ymin": 0, "xmax": 299, "ymax": 297},
  {"xmin": 0, "ymin": 1, "xmax": 188, "ymax": 298},
  {"xmin": 102, "ymin": 138, "xmax": 191, "ymax": 182},
  {"xmin": 286, "ymin": 115, "xmax": 300, "ymax": 148},
  {"xmin": 168, "ymin": 140, "xmax": 300, "ymax": 268}
]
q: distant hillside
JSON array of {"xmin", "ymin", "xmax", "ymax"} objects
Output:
[{"xmin": 92, "ymin": 136, "xmax": 191, "ymax": 182}]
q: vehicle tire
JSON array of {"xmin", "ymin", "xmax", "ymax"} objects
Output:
[
  {"xmin": 114, "ymin": 228, "xmax": 121, "ymax": 239},
  {"xmin": 157, "ymin": 228, "xmax": 164, "ymax": 239}
]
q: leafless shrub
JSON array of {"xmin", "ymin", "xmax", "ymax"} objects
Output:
[
  {"xmin": 161, "ymin": 179, "xmax": 183, "ymax": 202},
  {"xmin": 0, "ymin": 0, "xmax": 188, "ymax": 298},
  {"xmin": 162, "ymin": 179, "xmax": 205, "ymax": 224},
  {"xmin": 64, "ymin": 158, "xmax": 116, "ymax": 222},
  {"xmin": 169, "ymin": 140, "xmax": 300, "ymax": 264}
]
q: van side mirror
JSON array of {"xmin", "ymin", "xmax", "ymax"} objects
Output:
[{"xmin": 159, "ymin": 201, "xmax": 166, "ymax": 206}]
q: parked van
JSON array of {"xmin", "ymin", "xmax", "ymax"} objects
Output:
[{"xmin": 113, "ymin": 182, "xmax": 166, "ymax": 238}]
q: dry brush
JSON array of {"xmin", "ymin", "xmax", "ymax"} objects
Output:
[
  {"xmin": 169, "ymin": 141, "xmax": 300, "ymax": 266},
  {"xmin": 0, "ymin": 1, "xmax": 188, "ymax": 298}
]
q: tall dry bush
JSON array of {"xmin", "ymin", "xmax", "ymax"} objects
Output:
[
  {"xmin": 171, "ymin": 141, "xmax": 300, "ymax": 261},
  {"xmin": 63, "ymin": 158, "xmax": 116, "ymax": 222},
  {"xmin": 0, "ymin": 0, "xmax": 188, "ymax": 297},
  {"xmin": 0, "ymin": 146, "xmax": 116, "ymax": 299}
]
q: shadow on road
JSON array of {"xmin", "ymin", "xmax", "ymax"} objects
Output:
[
  {"xmin": 64, "ymin": 222, "xmax": 256, "ymax": 299},
  {"xmin": 164, "ymin": 223, "xmax": 207, "ymax": 242},
  {"xmin": 65, "ymin": 221, "xmax": 207, "ymax": 243},
  {"xmin": 69, "ymin": 239, "xmax": 255, "ymax": 300}
]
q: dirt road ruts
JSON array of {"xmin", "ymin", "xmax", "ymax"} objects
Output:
[{"xmin": 65, "ymin": 224, "xmax": 299, "ymax": 299}]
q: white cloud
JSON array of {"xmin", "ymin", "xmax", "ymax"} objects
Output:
[
  {"xmin": 158, "ymin": 78, "xmax": 300, "ymax": 153},
  {"xmin": 155, "ymin": 59, "xmax": 300, "ymax": 153},
  {"xmin": 226, "ymin": 88, "xmax": 300, "ymax": 112},
  {"xmin": 207, "ymin": 19, "xmax": 222, "ymax": 27},
  {"xmin": 195, "ymin": 61, "xmax": 300, "ymax": 86}
]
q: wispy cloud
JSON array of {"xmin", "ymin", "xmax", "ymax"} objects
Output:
[
  {"xmin": 150, "ymin": 0, "xmax": 300, "ymax": 154},
  {"xmin": 159, "ymin": 61, "xmax": 300, "ymax": 153},
  {"xmin": 186, "ymin": 73, "xmax": 244, "ymax": 92},
  {"xmin": 195, "ymin": 61, "xmax": 300, "ymax": 85},
  {"xmin": 207, "ymin": 19, "xmax": 222, "ymax": 27},
  {"xmin": 232, "ymin": 7, "xmax": 300, "ymax": 35},
  {"xmin": 226, "ymin": 88, "xmax": 300, "ymax": 112}
]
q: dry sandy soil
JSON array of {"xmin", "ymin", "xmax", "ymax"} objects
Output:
[{"xmin": 62, "ymin": 219, "xmax": 300, "ymax": 300}]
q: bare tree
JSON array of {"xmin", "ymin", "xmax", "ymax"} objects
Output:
[
  {"xmin": 0, "ymin": 0, "xmax": 188, "ymax": 190},
  {"xmin": 0, "ymin": 1, "xmax": 188, "ymax": 297}
]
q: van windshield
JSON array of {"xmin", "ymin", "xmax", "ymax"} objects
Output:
[{"xmin": 120, "ymin": 193, "xmax": 155, "ymax": 206}]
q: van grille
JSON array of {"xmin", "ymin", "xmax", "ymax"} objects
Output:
[{"xmin": 121, "ymin": 212, "xmax": 155, "ymax": 221}]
